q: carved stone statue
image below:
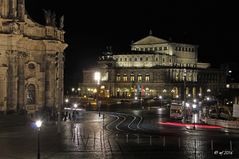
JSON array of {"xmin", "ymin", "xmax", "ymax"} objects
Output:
[
  {"xmin": 51, "ymin": 12, "xmax": 56, "ymax": 27},
  {"xmin": 43, "ymin": 9, "xmax": 56, "ymax": 27},
  {"xmin": 43, "ymin": 9, "xmax": 51, "ymax": 25},
  {"xmin": 59, "ymin": 15, "xmax": 64, "ymax": 30}
]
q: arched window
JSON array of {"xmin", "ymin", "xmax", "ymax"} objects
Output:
[{"xmin": 27, "ymin": 84, "xmax": 36, "ymax": 104}]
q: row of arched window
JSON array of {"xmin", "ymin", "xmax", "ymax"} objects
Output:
[
  {"xmin": 133, "ymin": 46, "xmax": 168, "ymax": 52},
  {"xmin": 175, "ymin": 47, "xmax": 195, "ymax": 52},
  {"xmin": 116, "ymin": 74, "xmax": 150, "ymax": 82}
]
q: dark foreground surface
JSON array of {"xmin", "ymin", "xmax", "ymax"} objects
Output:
[{"xmin": 0, "ymin": 108, "xmax": 238, "ymax": 159}]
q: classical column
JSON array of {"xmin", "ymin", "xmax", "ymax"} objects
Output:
[
  {"xmin": 45, "ymin": 54, "xmax": 55, "ymax": 108},
  {"xmin": 0, "ymin": 67, "xmax": 8, "ymax": 113},
  {"xmin": 0, "ymin": 0, "xmax": 9, "ymax": 18},
  {"xmin": 57, "ymin": 52, "xmax": 64, "ymax": 110},
  {"xmin": 55, "ymin": 52, "xmax": 64, "ymax": 133},
  {"xmin": 17, "ymin": 52, "xmax": 25, "ymax": 111},
  {"xmin": 0, "ymin": 0, "xmax": 2, "ymax": 17},
  {"xmin": 17, "ymin": 0, "xmax": 25, "ymax": 20},
  {"xmin": 8, "ymin": 0, "xmax": 17, "ymax": 18},
  {"xmin": 7, "ymin": 51, "xmax": 18, "ymax": 112}
]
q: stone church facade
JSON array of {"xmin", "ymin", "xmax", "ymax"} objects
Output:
[
  {"xmin": 0, "ymin": 0, "xmax": 67, "ymax": 113},
  {"xmin": 80, "ymin": 33, "xmax": 225, "ymax": 100}
]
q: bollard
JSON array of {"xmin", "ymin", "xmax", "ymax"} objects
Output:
[
  {"xmin": 163, "ymin": 136, "xmax": 165, "ymax": 147},
  {"xmin": 178, "ymin": 137, "xmax": 180, "ymax": 149},
  {"xmin": 230, "ymin": 140, "xmax": 232, "ymax": 151},
  {"xmin": 100, "ymin": 131, "xmax": 103, "ymax": 151},
  {"xmin": 150, "ymin": 136, "xmax": 152, "ymax": 145},
  {"xmin": 211, "ymin": 140, "xmax": 213, "ymax": 151},
  {"xmin": 126, "ymin": 134, "xmax": 128, "ymax": 143},
  {"xmin": 194, "ymin": 139, "xmax": 197, "ymax": 159}
]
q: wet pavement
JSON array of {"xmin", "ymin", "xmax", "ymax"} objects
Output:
[{"xmin": 0, "ymin": 108, "xmax": 239, "ymax": 159}]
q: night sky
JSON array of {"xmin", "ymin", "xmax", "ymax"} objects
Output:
[{"xmin": 25, "ymin": 0, "xmax": 238, "ymax": 88}]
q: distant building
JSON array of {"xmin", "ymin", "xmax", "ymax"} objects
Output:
[
  {"xmin": 220, "ymin": 63, "xmax": 239, "ymax": 104},
  {"xmin": 80, "ymin": 33, "xmax": 225, "ymax": 100},
  {"xmin": 0, "ymin": 0, "xmax": 67, "ymax": 114}
]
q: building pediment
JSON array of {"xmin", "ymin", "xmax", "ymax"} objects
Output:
[{"xmin": 133, "ymin": 35, "xmax": 168, "ymax": 45}]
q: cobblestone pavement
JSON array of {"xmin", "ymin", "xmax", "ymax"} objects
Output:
[{"xmin": 0, "ymin": 112, "xmax": 238, "ymax": 159}]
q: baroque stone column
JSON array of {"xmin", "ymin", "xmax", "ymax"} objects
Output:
[
  {"xmin": 57, "ymin": 52, "xmax": 64, "ymax": 111},
  {"xmin": 7, "ymin": 51, "xmax": 18, "ymax": 112},
  {"xmin": 9, "ymin": 0, "xmax": 17, "ymax": 18},
  {"xmin": 45, "ymin": 54, "xmax": 55, "ymax": 108},
  {"xmin": 0, "ymin": 67, "xmax": 8, "ymax": 113},
  {"xmin": 17, "ymin": 52, "xmax": 26, "ymax": 111},
  {"xmin": 17, "ymin": 0, "xmax": 25, "ymax": 20}
]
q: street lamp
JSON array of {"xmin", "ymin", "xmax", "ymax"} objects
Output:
[
  {"xmin": 159, "ymin": 95, "xmax": 163, "ymax": 107},
  {"xmin": 94, "ymin": 72, "xmax": 101, "ymax": 117},
  {"xmin": 183, "ymin": 69, "xmax": 187, "ymax": 123},
  {"xmin": 35, "ymin": 120, "xmax": 42, "ymax": 159},
  {"xmin": 73, "ymin": 103, "xmax": 77, "ymax": 121},
  {"xmin": 77, "ymin": 88, "xmax": 81, "ymax": 96},
  {"xmin": 192, "ymin": 104, "xmax": 197, "ymax": 130},
  {"xmin": 65, "ymin": 98, "xmax": 69, "ymax": 108}
]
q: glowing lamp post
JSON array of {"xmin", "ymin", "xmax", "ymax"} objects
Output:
[
  {"xmin": 35, "ymin": 120, "xmax": 42, "ymax": 159},
  {"xmin": 73, "ymin": 103, "xmax": 77, "ymax": 122},
  {"xmin": 159, "ymin": 95, "xmax": 163, "ymax": 107},
  {"xmin": 192, "ymin": 104, "xmax": 197, "ymax": 130},
  {"xmin": 183, "ymin": 69, "xmax": 187, "ymax": 123},
  {"xmin": 74, "ymin": 103, "xmax": 77, "ymax": 110},
  {"xmin": 94, "ymin": 72, "xmax": 101, "ymax": 117}
]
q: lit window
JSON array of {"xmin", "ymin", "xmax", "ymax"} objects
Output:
[
  {"xmin": 138, "ymin": 74, "xmax": 142, "ymax": 82},
  {"xmin": 130, "ymin": 74, "xmax": 135, "ymax": 82},
  {"xmin": 145, "ymin": 74, "xmax": 150, "ymax": 82},
  {"xmin": 176, "ymin": 72, "xmax": 179, "ymax": 81},
  {"xmin": 116, "ymin": 74, "xmax": 121, "ymax": 81},
  {"xmin": 123, "ymin": 74, "xmax": 128, "ymax": 82}
]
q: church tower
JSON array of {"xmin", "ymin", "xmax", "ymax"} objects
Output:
[{"xmin": 0, "ymin": 0, "xmax": 68, "ymax": 114}]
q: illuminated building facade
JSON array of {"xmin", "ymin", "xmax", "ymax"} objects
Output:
[
  {"xmin": 80, "ymin": 33, "xmax": 225, "ymax": 100},
  {"xmin": 0, "ymin": 0, "xmax": 67, "ymax": 113}
]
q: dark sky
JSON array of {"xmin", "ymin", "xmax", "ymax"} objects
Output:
[{"xmin": 25, "ymin": 0, "xmax": 238, "ymax": 88}]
